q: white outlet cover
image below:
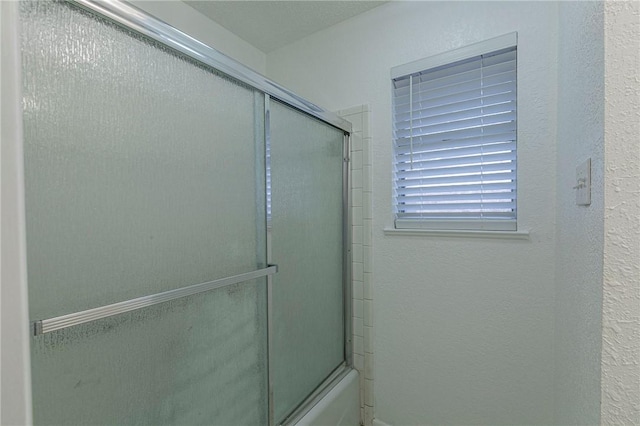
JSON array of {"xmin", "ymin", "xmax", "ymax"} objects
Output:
[{"xmin": 576, "ymin": 158, "xmax": 591, "ymax": 206}]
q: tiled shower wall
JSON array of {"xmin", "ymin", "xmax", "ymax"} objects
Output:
[{"xmin": 338, "ymin": 106, "xmax": 373, "ymax": 426}]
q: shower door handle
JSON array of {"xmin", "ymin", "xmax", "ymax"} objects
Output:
[{"xmin": 32, "ymin": 265, "xmax": 278, "ymax": 336}]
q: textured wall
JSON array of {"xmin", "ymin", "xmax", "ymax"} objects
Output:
[
  {"xmin": 267, "ymin": 2, "xmax": 559, "ymax": 424},
  {"xmin": 601, "ymin": 1, "xmax": 640, "ymax": 424},
  {"xmin": 554, "ymin": 2, "xmax": 604, "ymax": 424}
]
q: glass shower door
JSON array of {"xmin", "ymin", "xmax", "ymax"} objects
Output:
[
  {"xmin": 21, "ymin": 1, "xmax": 268, "ymax": 424},
  {"xmin": 269, "ymin": 100, "xmax": 346, "ymax": 423}
]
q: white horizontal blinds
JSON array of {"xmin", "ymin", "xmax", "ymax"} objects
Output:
[{"xmin": 393, "ymin": 46, "xmax": 517, "ymax": 231}]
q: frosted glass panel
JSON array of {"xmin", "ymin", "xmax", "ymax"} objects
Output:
[
  {"xmin": 21, "ymin": 0, "xmax": 265, "ymax": 320},
  {"xmin": 20, "ymin": 1, "xmax": 267, "ymax": 424},
  {"xmin": 31, "ymin": 280, "xmax": 268, "ymax": 425},
  {"xmin": 270, "ymin": 101, "xmax": 345, "ymax": 422}
]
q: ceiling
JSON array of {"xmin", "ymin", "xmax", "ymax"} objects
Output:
[{"xmin": 184, "ymin": 1, "xmax": 387, "ymax": 53}]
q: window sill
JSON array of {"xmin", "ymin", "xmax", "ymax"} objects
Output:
[{"xmin": 383, "ymin": 227, "xmax": 530, "ymax": 240}]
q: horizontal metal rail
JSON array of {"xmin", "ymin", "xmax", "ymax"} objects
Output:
[
  {"xmin": 33, "ymin": 265, "xmax": 277, "ymax": 336},
  {"xmin": 69, "ymin": 0, "xmax": 351, "ymax": 134}
]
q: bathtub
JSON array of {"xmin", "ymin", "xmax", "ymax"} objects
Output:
[{"xmin": 294, "ymin": 369, "xmax": 360, "ymax": 426}]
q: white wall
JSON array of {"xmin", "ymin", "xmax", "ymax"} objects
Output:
[
  {"xmin": 131, "ymin": 1, "xmax": 266, "ymax": 74},
  {"xmin": 1, "ymin": 2, "xmax": 33, "ymax": 424},
  {"xmin": 554, "ymin": 2, "xmax": 604, "ymax": 424},
  {"xmin": 267, "ymin": 2, "xmax": 559, "ymax": 424},
  {"xmin": 601, "ymin": 1, "xmax": 640, "ymax": 424}
]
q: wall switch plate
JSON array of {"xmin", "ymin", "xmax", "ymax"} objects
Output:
[{"xmin": 576, "ymin": 158, "xmax": 591, "ymax": 206}]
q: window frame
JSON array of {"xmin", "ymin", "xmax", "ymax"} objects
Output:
[{"xmin": 391, "ymin": 32, "xmax": 518, "ymax": 232}]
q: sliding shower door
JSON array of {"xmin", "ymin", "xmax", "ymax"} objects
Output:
[
  {"xmin": 21, "ymin": 1, "xmax": 268, "ymax": 424},
  {"xmin": 269, "ymin": 100, "xmax": 346, "ymax": 423}
]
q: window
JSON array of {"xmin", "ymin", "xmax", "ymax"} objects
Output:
[{"xmin": 392, "ymin": 33, "xmax": 517, "ymax": 231}]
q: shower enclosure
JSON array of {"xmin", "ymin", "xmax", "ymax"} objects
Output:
[{"xmin": 17, "ymin": 1, "xmax": 352, "ymax": 424}]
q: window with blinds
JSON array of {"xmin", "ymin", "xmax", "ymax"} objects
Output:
[{"xmin": 392, "ymin": 34, "xmax": 517, "ymax": 231}]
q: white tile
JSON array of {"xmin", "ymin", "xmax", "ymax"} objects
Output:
[
  {"xmin": 364, "ymin": 379, "xmax": 374, "ymax": 406},
  {"xmin": 351, "ymin": 133, "xmax": 363, "ymax": 152},
  {"xmin": 353, "ymin": 280, "xmax": 364, "ymax": 300},
  {"xmin": 362, "ymin": 112, "xmax": 370, "ymax": 138},
  {"xmin": 352, "ymin": 188, "xmax": 363, "ymax": 207},
  {"xmin": 353, "ymin": 299, "xmax": 363, "ymax": 318},
  {"xmin": 365, "ymin": 353, "xmax": 374, "ymax": 379},
  {"xmin": 362, "ymin": 166, "xmax": 371, "ymax": 191},
  {"xmin": 360, "ymin": 139, "xmax": 368, "ymax": 163},
  {"xmin": 352, "ymin": 206, "xmax": 363, "ymax": 226},
  {"xmin": 363, "ymin": 246, "xmax": 372, "ymax": 273},
  {"xmin": 363, "ymin": 219, "xmax": 372, "ymax": 246},
  {"xmin": 364, "ymin": 271, "xmax": 371, "ymax": 285},
  {"xmin": 354, "ymin": 353, "xmax": 365, "ymax": 371},
  {"xmin": 353, "ymin": 335, "xmax": 364, "ymax": 355},
  {"xmin": 352, "ymin": 150, "xmax": 363, "ymax": 171},
  {"xmin": 363, "ymin": 192, "xmax": 372, "ymax": 218},
  {"xmin": 351, "ymin": 116, "xmax": 363, "ymax": 134},
  {"xmin": 365, "ymin": 405, "xmax": 374, "ymax": 426},
  {"xmin": 353, "ymin": 316, "xmax": 364, "ymax": 337},
  {"xmin": 352, "ymin": 244, "xmax": 363, "ymax": 263},
  {"xmin": 364, "ymin": 137, "xmax": 373, "ymax": 165},
  {"xmin": 352, "ymin": 169, "xmax": 363, "ymax": 189},
  {"xmin": 364, "ymin": 299, "xmax": 373, "ymax": 327},
  {"xmin": 364, "ymin": 326, "xmax": 373, "ymax": 354},
  {"xmin": 363, "ymin": 275, "xmax": 373, "ymax": 300},
  {"xmin": 352, "ymin": 225, "xmax": 363, "ymax": 245},
  {"xmin": 353, "ymin": 262, "xmax": 364, "ymax": 282}
]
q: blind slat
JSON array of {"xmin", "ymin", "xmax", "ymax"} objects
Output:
[
  {"xmin": 396, "ymin": 160, "xmax": 515, "ymax": 180},
  {"xmin": 393, "ymin": 80, "xmax": 516, "ymax": 112},
  {"xmin": 397, "ymin": 153, "xmax": 516, "ymax": 174},
  {"xmin": 396, "ymin": 132, "xmax": 515, "ymax": 153},
  {"xmin": 397, "ymin": 201, "xmax": 516, "ymax": 213},
  {"xmin": 394, "ymin": 92, "xmax": 515, "ymax": 123},
  {"xmin": 395, "ymin": 121, "xmax": 516, "ymax": 148},
  {"xmin": 394, "ymin": 70, "xmax": 516, "ymax": 104},
  {"xmin": 398, "ymin": 171, "xmax": 516, "ymax": 187},
  {"xmin": 398, "ymin": 181, "xmax": 516, "ymax": 196},
  {"xmin": 397, "ymin": 212, "xmax": 516, "ymax": 219},
  {"xmin": 394, "ymin": 101, "xmax": 516, "ymax": 131},
  {"xmin": 398, "ymin": 70, "xmax": 516, "ymax": 103},
  {"xmin": 396, "ymin": 141, "xmax": 516, "ymax": 162},
  {"xmin": 394, "ymin": 110, "xmax": 516, "ymax": 139},
  {"xmin": 398, "ymin": 191, "xmax": 515, "ymax": 203}
]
